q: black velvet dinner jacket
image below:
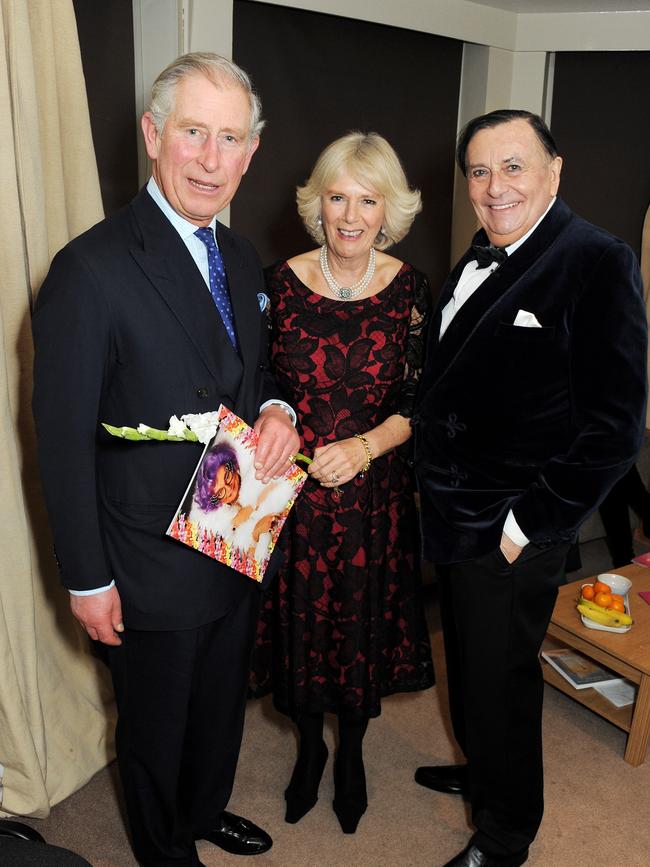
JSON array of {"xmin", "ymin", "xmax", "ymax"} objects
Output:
[
  {"xmin": 415, "ymin": 197, "xmax": 647, "ymax": 565},
  {"xmin": 32, "ymin": 187, "xmax": 279, "ymax": 629}
]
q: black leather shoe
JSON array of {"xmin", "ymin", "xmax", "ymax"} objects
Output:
[
  {"xmin": 414, "ymin": 763, "xmax": 469, "ymax": 795},
  {"xmin": 443, "ymin": 842, "xmax": 529, "ymax": 866},
  {"xmin": 0, "ymin": 819, "xmax": 45, "ymax": 842},
  {"xmin": 202, "ymin": 811, "xmax": 272, "ymax": 856}
]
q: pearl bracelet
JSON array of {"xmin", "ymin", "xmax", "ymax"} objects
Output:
[{"xmin": 354, "ymin": 433, "xmax": 373, "ymax": 474}]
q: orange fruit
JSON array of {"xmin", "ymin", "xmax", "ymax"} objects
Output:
[
  {"xmin": 581, "ymin": 585, "xmax": 595, "ymax": 600},
  {"xmin": 608, "ymin": 599, "xmax": 626, "ymax": 613},
  {"xmin": 611, "ymin": 593, "xmax": 625, "ymax": 604},
  {"xmin": 594, "ymin": 591, "xmax": 613, "ymax": 608},
  {"xmin": 593, "ymin": 580, "xmax": 612, "ymax": 595}
]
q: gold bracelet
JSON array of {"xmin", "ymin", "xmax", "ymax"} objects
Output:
[{"xmin": 354, "ymin": 433, "xmax": 373, "ymax": 474}]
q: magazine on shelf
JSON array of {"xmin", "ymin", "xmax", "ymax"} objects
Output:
[
  {"xmin": 541, "ymin": 647, "xmax": 624, "ymax": 690},
  {"xmin": 166, "ymin": 405, "xmax": 307, "ymax": 583},
  {"xmin": 593, "ymin": 680, "xmax": 636, "ymax": 708}
]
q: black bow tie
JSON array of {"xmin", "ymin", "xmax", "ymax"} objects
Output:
[{"xmin": 472, "ymin": 244, "xmax": 508, "ymax": 269}]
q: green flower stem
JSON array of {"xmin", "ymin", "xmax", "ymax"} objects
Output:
[
  {"xmin": 102, "ymin": 423, "xmax": 148, "ymax": 441},
  {"xmin": 292, "ymin": 451, "xmax": 341, "ymax": 494},
  {"xmin": 142, "ymin": 426, "xmax": 171, "ymax": 440},
  {"xmin": 102, "ymin": 422, "xmax": 198, "ymax": 442}
]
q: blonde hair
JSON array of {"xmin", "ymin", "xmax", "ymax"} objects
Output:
[
  {"xmin": 149, "ymin": 51, "xmax": 264, "ymax": 144},
  {"xmin": 296, "ymin": 132, "xmax": 422, "ymax": 251}
]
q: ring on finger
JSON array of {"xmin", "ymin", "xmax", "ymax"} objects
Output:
[{"xmin": 331, "ymin": 472, "xmax": 339, "ymax": 484}]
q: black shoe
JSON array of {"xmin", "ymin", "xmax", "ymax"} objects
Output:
[
  {"xmin": 285, "ymin": 739, "xmax": 329, "ymax": 823},
  {"xmin": 332, "ymin": 792, "xmax": 367, "ymax": 834},
  {"xmin": 202, "ymin": 811, "xmax": 272, "ymax": 856},
  {"xmin": 443, "ymin": 843, "xmax": 529, "ymax": 867},
  {"xmin": 0, "ymin": 819, "xmax": 45, "ymax": 842},
  {"xmin": 332, "ymin": 754, "xmax": 367, "ymax": 834},
  {"xmin": 414, "ymin": 763, "xmax": 469, "ymax": 795}
]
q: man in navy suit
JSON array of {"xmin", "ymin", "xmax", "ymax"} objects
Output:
[
  {"xmin": 414, "ymin": 110, "xmax": 646, "ymax": 866},
  {"xmin": 32, "ymin": 53, "xmax": 299, "ymax": 866}
]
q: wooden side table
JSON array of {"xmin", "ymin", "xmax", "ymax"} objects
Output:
[{"xmin": 542, "ymin": 564, "xmax": 650, "ymax": 765}]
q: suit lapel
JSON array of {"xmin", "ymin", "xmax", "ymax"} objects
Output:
[
  {"xmin": 128, "ymin": 189, "xmax": 243, "ymax": 391},
  {"xmin": 427, "ymin": 198, "xmax": 574, "ymax": 386}
]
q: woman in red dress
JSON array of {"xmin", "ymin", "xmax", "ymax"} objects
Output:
[{"xmin": 251, "ymin": 132, "xmax": 434, "ymax": 833}]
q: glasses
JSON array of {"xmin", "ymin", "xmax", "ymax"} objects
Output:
[{"xmin": 210, "ymin": 459, "xmax": 237, "ymax": 505}]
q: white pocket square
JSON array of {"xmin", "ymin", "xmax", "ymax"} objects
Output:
[
  {"xmin": 513, "ymin": 309, "xmax": 542, "ymax": 328},
  {"xmin": 257, "ymin": 292, "xmax": 270, "ymax": 312}
]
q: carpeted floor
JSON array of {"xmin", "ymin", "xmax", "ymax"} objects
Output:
[{"xmin": 11, "ymin": 540, "xmax": 650, "ymax": 866}]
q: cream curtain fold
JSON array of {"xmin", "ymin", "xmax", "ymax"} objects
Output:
[{"xmin": 0, "ymin": 0, "xmax": 115, "ymax": 818}]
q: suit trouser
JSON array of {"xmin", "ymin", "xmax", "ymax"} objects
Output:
[
  {"xmin": 108, "ymin": 589, "xmax": 261, "ymax": 867},
  {"xmin": 438, "ymin": 542, "xmax": 569, "ymax": 858},
  {"xmin": 599, "ymin": 465, "xmax": 650, "ymax": 565}
]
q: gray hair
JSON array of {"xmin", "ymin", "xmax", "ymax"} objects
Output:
[{"xmin": 149, "ymin": 51, "xmax": 265, "ymax": 143}]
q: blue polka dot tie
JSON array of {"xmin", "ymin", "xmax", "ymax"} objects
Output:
[{"xmin": 194, "ymin": 226, "xmax": 238, "ymax": 349}]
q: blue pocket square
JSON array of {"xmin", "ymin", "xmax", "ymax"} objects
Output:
[{"xmin": 258, "ymin": 292, "xmax": 269, "ymax": 312}]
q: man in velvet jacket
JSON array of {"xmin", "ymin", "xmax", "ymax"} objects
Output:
[
  {"xmin": 414, "ymin": 110, "xmax": 646, "ymax": 867},
  {"xmin": 32, "ymin": 53, "xmax": 299, "ymax": 866}
]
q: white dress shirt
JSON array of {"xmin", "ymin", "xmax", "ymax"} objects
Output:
[{"xmin": 439, "ymin": 199, "xmax": 555, "ymax": 339}]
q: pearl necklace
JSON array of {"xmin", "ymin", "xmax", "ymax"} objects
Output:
[{"xmin": 319, "ymin": 244, "xmax": 376, "ymax": 300}]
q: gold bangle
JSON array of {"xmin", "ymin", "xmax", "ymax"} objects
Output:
[{"xmin": 354, "ymin": 433, "xmax": 373, "ymax": 474}]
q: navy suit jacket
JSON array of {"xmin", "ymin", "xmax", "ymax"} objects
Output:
[
  {"xmin": 415, "ymin": 198, "xmax": 647, "ymax": 564},
  {"xmin": 32, "ymin": 187, "xmax": 280, "ymax": 629}
]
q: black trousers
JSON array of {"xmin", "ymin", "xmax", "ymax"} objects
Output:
[
  {"xmin": 108, "ymin": 590, "xmax": 261, "ymax": 867},
  {"xmin": 599, "ymin": 465, "xmax": 650, "ymax": 566},
  {"xmin": 438, "ymin": 542, "xmax": 569, "ymax": 858}
]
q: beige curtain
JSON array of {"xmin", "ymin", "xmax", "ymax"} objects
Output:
[{"xmin": 0, "ymin": 0, "xmax": 115, "ymax": 818}]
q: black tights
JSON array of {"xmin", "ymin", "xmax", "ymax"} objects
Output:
[{"xmin": 294, "ymin": 711, "xmax": 368, "ymax": 753}]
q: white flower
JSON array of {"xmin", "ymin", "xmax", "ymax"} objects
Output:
[
  {"xmin": 180, "ymin": 411, "xmax": 220, "ymax": 444},
  {"xmin": 167, "ymin": 415, "xmax": 186, "ymax": 438}
]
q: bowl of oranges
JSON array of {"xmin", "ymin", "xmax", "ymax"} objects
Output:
[{"xmin": 578, "ymin": 573, "xmax": 633, "ymax": 633}]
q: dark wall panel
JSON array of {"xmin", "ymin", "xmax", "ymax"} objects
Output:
[
  {"xmin": 73, "ymin": 0, "xmax": 139, "ymax": 215},
  {"xmin": 232, "ymin": 0, "xmax": 462, "ymax": 293},
  {"xmin": 551, "ymin": 51, "xmax": 650, "ymax": 257}
]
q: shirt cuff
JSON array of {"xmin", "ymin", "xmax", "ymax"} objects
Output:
[
  {"xmin": 69, "ymin": 580, "xmax": 115, "ymax": 597},
  {"xmin": 259, "ymin": 399, "xmax": 297, "ymax": 426},
  {"xmin": 503, "ymin": 511, "xmax": 530, "ymax": 548}
]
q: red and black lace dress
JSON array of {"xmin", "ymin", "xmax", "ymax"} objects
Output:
[{"xmin": 250, "ymin": 260, "xmax": 435, "ymax": 719}]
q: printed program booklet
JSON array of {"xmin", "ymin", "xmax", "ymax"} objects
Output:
[
  {"xmin": 167, "ymin": 405, "xmax": 307, "ymax": 583},
  {"xmin": 541, "ymin": 647, "xmax": 624, "ymax": 690}
]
